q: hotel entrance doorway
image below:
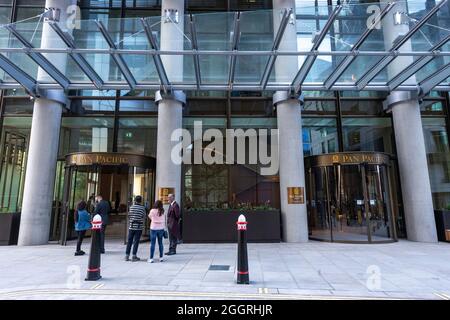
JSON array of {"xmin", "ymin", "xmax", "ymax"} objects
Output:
[
  {"xmin": 305, "ymin": 152, "xmax": 397, "ymax": 243},
  {"xmin": 58, "ymin": 153, "xmax": 156, "ymax": 245}
]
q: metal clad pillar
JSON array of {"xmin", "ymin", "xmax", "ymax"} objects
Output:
[
  {"xmin": 382, "ymin": 0, "xmax": 438, "ymax": 242},
  {"xmin": 18, "ymin": 0, "xmax": 76, "ymax": 246},
  {"xmin": 154, "ymin": 0, "xmax": 185, "ymax": 206},
  {"xmin": 273, "ymin": 0, "xmax": 308, "ymax": 242}
]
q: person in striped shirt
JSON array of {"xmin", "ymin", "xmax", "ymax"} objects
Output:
[{"xmin": 125, "ymin": 195, "xmax": 146, "ymax": 262}]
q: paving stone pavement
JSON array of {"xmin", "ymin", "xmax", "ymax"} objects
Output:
[{"xmin": 1, "ymin": 239, "xmax": 450, "ymax": 300}]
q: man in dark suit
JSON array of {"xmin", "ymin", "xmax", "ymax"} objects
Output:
[
  {"xmin": 166, "ymin": 194, "xmax": 181, "ymax": 255},
  {"xmin": 95, "ymin": 195, "xmax": 110, "ymax": 254}
]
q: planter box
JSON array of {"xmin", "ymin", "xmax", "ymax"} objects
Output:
[
  {"xmin": 182, "ymin": 210, "xmax": 281, "ymax": 243},
  {"xmin": 434, "ymin": 210, "xmax": 450, "ymax": 242},
  {"xmin": 0, "ymin": 212, "xmax": 21, "ymax": 245}
]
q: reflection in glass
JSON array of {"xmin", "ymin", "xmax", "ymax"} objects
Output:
[
  {"xmin": 302, "ymin": 118, "xmax": 338, "ymax": 156},
  {"xmin": 302, "ymin": 100, "xmax": 335, "ymax": 113},
  {"xmin": 422, "ymin": 117, "xmax": 450, "ymax": 210},
  {"xmin": 340, "ymin": 99, "xmax": 383, "ymax": 115},
  {"xmin": 367, "ymin": 164, "xmax": 394, "ymax": 240},
  {"xmin": 59, "ymin": 117, "xmax": 114, "ymax": 155},
  {"xmin": 0, "ymin": 132, "xmax": 27, "ymax": 213},
  {"xmin": 117, "ymin": 117, "xmax": 157, "ymax": 156},
  {"xmin": 70, "ymin": 99, "xmax": 116, "ymax": 112},
  {"xmin": 342, "ymin": 118, "xmax": 393, "ymax": 153}
]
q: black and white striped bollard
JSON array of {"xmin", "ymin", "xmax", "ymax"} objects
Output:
[
  {"xmin": 85, "ymin": 214, "xmax": 102, "ymax": 281},
  {"xmin": 237, "ymin": 214, "xmax": 249, "ymax": 284}
]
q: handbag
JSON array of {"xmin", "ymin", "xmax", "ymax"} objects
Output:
[{"xmin": 163, "ymin": 209, "xmax": 168, "ymax": 239}]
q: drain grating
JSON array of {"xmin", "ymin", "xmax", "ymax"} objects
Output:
[{"xmin": 209, "ymin": 265, "xmax": 230, "ymax": 271}]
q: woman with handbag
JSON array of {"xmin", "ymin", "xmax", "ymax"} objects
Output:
[{"xmin": 148, "ymin": 200, "xmax": 166, "ymax": 263}]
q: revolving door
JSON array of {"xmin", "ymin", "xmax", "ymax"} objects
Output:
[
  {"xmin": 305, "ymin": 152, "xmax": 397, "ymax": 243},
  {"xmin": 58, "ymin": 152, "xmax": 155, "ymax": 245}
]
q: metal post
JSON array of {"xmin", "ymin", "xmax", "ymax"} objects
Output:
[
  {"xmin": 85, "ymin": 214, "xmax": 102, "ymax": 281},
  {"xmin": 236, "ymin": 214, "xmax": 249, "ymax": 284}
]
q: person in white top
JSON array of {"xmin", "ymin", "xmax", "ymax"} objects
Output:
[{"xmin": 148, "ymin": 200, "xmax": 165, "ymax": 263}]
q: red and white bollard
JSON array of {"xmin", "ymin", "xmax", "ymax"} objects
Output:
[
  {"xmin": 85, "ymin": 214, "xmax": 102, "ymax": 281},
  {"xmin": 236, "ymin": 214, "xmax": 249, "ymax": 284}
]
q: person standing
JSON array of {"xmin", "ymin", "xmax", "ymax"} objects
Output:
[
  {"xmin": 87, "ymin": 193, "xmax": 96, "ymax": 213},
  {"xmin": 166, "ymin": 194, "xmax": 181, "ymax": 256},
  {"xmin": 74, "ymin": 200, "xmax": 91, "ymax": 256},
  {"xmin": 125, "ymin": 195, "xmax": 146, "ymax": 262},
  {"xmin": 148, "ymin": 200, "xmax": 165, "ymax": 263},
  {"xmin": 94, "ymin": 195, "xmax": 110, "ymax": 254},
  {"xmin": 114, "ymin": 191, "xmax": 120, "ymax": 213}
]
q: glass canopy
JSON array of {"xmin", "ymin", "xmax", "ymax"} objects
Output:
[{"xmin": 0, "ymin": 0, "xmax": 448, "ymax": 98}]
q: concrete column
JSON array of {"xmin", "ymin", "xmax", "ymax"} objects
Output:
[
  {"xmin": 155, "ymin": 95, "xmax": 184, "ymax": 206},
  {"xmin": 273, "ymin": 0, "xmax": 308, "ymax": 242},
  {"xmin": 381, "ymin": 0, "xmax": 437, "ymax": 242},
  {"xmin": 155, "ymin": 0, "xmax": 185, "ymax": 206},
  {"xmin": 18, "ymin": 0, "xmax": 76, "ymax": 246}
]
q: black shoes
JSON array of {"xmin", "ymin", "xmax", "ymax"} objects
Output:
[
  {"xmin": 74, "ymin": 250, "xmax": 85, "ymax": 256},
  {"xmin": 165, "ymin": 251, "xmax": 176, "ymax": 256},
  {"xmin": 125, "ymin": 255, "xmax": 141, "ymax": 261}
]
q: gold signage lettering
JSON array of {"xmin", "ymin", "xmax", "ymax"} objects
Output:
[
  {"xmin": 307, "ymin": 152, "xmax": 390, "ymax": 167},
  {"xmin": 65, "ymin": 152, "xmax": 154, "ymax": 168}
]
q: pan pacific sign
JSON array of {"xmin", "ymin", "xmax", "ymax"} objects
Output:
[
  {"xmin": 331, "ymin": 153, "xmax": 389, "ymax": 165},
  {"xmin": 306, "ymin": 152, "xmax": 391, "ymax": 167},
  {"xmin": 65, "ymin": 152, "xmax": 155, "ymax": 169}
]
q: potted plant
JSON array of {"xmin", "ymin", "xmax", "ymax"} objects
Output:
[
  {"xmin": 182, "ymin": 202, "xmax": 281, "ymax": 243},
  {"xmin": 0, "ymin": 211, "xmax": 21, "ymax": 245}
]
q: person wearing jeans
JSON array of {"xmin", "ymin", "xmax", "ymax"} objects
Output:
[
  {"xmin": 148, "ymin": 200, "xmax": 165, "ymax": 263},
  {"xmin": 74, "ymin": 200, "xmax": 91, "ymax": 256},
  {"xmin": 125, "ymin": 196, "xmax": 146, "ymax": 262},
  {"xmin": 125, "ymin": 229, "xmax": 143, "ymax": 261}
]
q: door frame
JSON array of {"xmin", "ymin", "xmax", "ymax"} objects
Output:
[{"xmin": 58, "ymin": 153, "xmax": 156, "ymax": 246}]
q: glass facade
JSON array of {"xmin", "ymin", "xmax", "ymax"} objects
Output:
[
  {"xmin": 0, "ymin": 1, "xmax": 448, "ymax": 92},
  {"xmin": 0, "ymin": 0, "xmax": 448, "ymax": 243},
  {"xmin": 422, "ymin": 93, "xmax": 450, "ymax": 210}
]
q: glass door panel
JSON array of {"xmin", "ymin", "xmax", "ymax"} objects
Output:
[
  {"xmin": 366, "ymin": 164, "xmax": 394, "ymax": 241},
  {"xmin": 306, "ymin": 153, "xmax": 396, "ymax": 243},
  {"xmin": 60, "ymin": 165, "xmax": 100, "ymax": 245},
  {"xmin": 335, "ymin": 164, "xmax": 368, "ymax": 241},
  {"xmin": 309, "ymin": 166, "xmax": 332, "ymax": 241}
]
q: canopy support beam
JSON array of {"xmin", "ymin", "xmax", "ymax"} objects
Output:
[
  {"xmin": 357, "ymin": 0, "xmax": 448, "ymax": 90},
  {"xmin": 260, "ymin": 8, "xmax": 292, "ymax": 89},
  {"xmin": 0, "ymin": 53, "xmax": 37, "ymax": 96},
  {"xmin": 419, "ymin": 62, "xmax": 450, "ymax": 98},
  {"xmin": 141, "ymin": 17, "xmax": 170, "ymax": 93},
  {"xmin": 48, "ymin": 22, "xmax": 104, "ymax": 89},
  {"xmin": 5, "ymin": 25, "xmax": 71, "ymax": 89},
  {"xmin": 291, "ymin": 5, "xmax": 342, "ymax": 94},
  {"xmin": 228, "ymin": 12, "xmax": 241, "ymax": 90},
  {"xmin": 96, "ymin": 20, "xmax": 137, "ymax": 90},
  {"xmin": 388, "ymin": 34, "xmax": 450, "ymax": 91},
  {"xmin": 189, "ymin": 14, "xmax": 201, "ymax": 90},
  {"xmin": 324, "ymin": 2, "xmax": 396, "ymax": 89}
]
